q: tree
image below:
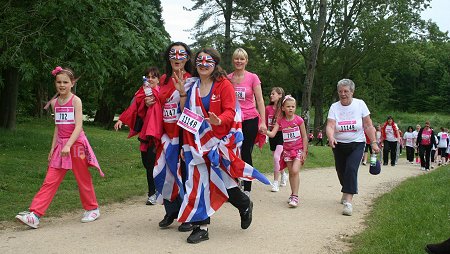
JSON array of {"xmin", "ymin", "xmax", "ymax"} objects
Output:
[{"xmin": 0, "ymin": 0, "xmax": 169, "ymax": 129}]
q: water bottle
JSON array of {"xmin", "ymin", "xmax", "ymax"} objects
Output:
[
  {"xmin": 370, "ymin": 153, "xmax": 377, "ymax": 166},
  {"xmin": 143, "ymin": 76, "xmax": 152, "ymax": 96}
]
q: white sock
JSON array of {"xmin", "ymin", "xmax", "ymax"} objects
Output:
[{"xmin": 200, "ymin": 225, "xmax": 208, "ymax": 231}]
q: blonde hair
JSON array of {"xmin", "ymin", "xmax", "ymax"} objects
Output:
[{"xmin": 232, "ymin": 48, "xmax": 248, "ymax": 60}]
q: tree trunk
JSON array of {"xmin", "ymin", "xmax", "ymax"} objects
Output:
[
  {"xmin": 94, "ymin": 99, "xmax": 115, "ymax": 128},
  {"xmin": 222, "ymin": 0, "xmax": 233, "ymax": 70},
  {"xmin": 301, "ymin": 0, "xmax": 327, "ymax": 131},
  {"xmin": 0, "ymin": 67, "xmax": 19, "ymax": 130},
  {"xmin": 313, "ymin": 50, "xmax": 325, "ymax": 136}
]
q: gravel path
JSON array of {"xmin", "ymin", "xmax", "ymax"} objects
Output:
[{"xmin": 0, "ymin": 158, "xmax": 424, "ymax": 254}]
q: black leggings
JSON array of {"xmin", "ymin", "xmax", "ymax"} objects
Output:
[
  {"xmin": 241, "ymin": 117, "xmax": 259, "ymax": 192},
  {"xmin": 406, "ymin": 146, "xmax": 415, "ymax": 162},
  {"xmin": 383, "ymin": 140, "xmax": 398, "ymax": 165},
  {"xmin": 141, "ymin": 146, "xmax": 157, "ymax": 196},
  {"xmin": 419, "ymin": 145, "xmax": 432, "ymax": 169}
]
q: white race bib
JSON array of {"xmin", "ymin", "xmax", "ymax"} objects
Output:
[
  {"xmin": 235, "ymin": 87, "xmax": 246, "ymax": 101},
  {"xmin": 282, "ymin": 126, "xmax": 301, "ymax": 142},
  {"xmin": 55, "ymin": 107, "xmax": 75, "ymax": 125},
  {"xmin": 163, "ymin": 103, "xmax": 178, "ymax": 122},
  {"xmin": 337, "ymin": 120, "xmax": 357, "ymax": 133},
  {"xmin": 177, "ymin": 108, "xmax": 204, "ymax": 134}
]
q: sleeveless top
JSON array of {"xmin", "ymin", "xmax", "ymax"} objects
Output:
[{"xmin": 54, "ymin": 95, "xmax": 84, "ymax": 139}]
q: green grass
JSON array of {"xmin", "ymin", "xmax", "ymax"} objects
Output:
[
  {"xmin": 349, "ymin": 165, "xmax": 450, "ymax": 254},
  {"xmin": 0, "ymin": 118, "xmax": 335, "ymax": 222}
]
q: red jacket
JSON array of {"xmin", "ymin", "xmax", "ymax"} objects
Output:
[{"xmin": 208, "ymin": 77, "xmax": 236, "ymax": 139}]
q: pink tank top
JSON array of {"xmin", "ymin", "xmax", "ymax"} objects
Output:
[{"xmin": 54, "ymin": 95, "xmax": 82, "ymax": 139}]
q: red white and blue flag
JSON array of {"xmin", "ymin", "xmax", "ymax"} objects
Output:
[{"xmin": 177, "ymin": 78, "xmax": 270, "ymax": 223}]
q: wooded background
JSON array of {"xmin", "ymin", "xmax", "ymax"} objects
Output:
[{"xmin": 1, "ymin": 0, "xmax": 449, "ymax": 133}]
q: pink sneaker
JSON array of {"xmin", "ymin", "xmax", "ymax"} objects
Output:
[
  {"xmin": 288, "ymin": 195, "xmax": 299, "ymax": 207},
  {"xmin": 81, "ymin": 208, "xmax": 100, "ymax": 223}
]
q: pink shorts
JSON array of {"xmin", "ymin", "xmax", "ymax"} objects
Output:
[{"xmin": 282, "ymin": 149, "xmax": 303, "ymax": 162}]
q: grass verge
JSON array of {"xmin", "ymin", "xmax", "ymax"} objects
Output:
[{"xmin": 349, "ymin": 165, "xmax": 450, "ymax": 254}]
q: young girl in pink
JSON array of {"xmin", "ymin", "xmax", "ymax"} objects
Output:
[
  {"xmin": 265, "ymin": 87, "xmax": 287, "ymax": 192},
  {"xmin": 266, "ymin": 95, "xmax": 308, "ymax": 207},
  {"xmin": 15, "ymin": 67, "xmax": 104, "ymax": 229}
]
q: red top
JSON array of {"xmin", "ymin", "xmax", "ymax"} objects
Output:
[{"xmin": 207, "ymin": 77, "xmax": 236, "ymax": 139}]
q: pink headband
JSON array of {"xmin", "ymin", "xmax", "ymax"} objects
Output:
[{"xmin": 283, "ymin": 94, "xmax": 295, "ymax": 104}]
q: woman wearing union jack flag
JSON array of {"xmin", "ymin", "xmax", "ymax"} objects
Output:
[{"xmin": 175, "ymin": 48, "xmax": 270, "ymax": 244}]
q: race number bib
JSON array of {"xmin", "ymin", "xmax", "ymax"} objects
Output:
[
  {"xmin": 235, "ymin": 87, "xmax": 246, "ymax": 101},
  {"xmin": 55, "ymin": 107, "xmax": 75, "ymax": 125},
  {"xmin": 267, "ymin": 114, "xmax": 275, "ymax": 127},
  {"xmin": 282, "ymin": 126, "xmax": 300, "ymax": 142},
  {"xmin": 337, "ymin": 120, "xmax": 357, "ymax": 132},
  {"xmin": 177, "ymin": 108, "xmax": 204, "ymax": 134},
  {"xmin": 163, "ymin": 103, "xmax": 178, "ymax": 121}
]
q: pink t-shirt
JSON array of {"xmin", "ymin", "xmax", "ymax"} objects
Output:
[
  {"xmin": 265, "ymin": 105, "xmax": 278, "ymax": 130},
  {"xmin": 278, "ymin": 115, "xmax": 304, "ymax": 151},
  {"xmin": 421, "ymin": 129, "xmax": 432, "ymax": 145},
  {"xmin": 228, "ymin": 71, "xmax": 261, "ymax": 120}
]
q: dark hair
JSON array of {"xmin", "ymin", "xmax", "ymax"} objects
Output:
[
  {"xmin": 192, "ymin": 48, "xmax": 228, "ymax": 81},
  {"xmin": 407, "ymin": 126, "xmax": 413, "ymax": 132},
  {"xmin": 162, "ymin": 42, "xmax": 193, "ymax": 85},
  {"xmin": 386, "ymin": 115, "xmax": 393, "ymax": 121},
  {"xmin": 144, "ymin": 66, "xmax": 160, "ymax": 79}
]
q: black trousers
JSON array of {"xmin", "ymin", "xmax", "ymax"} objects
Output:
[
  {"xmin": 241, "ymin": 117, "xmax": 259, "ymax": 192},
  {"xmin": 141, "ymin": 147, "xmax": 157, "ymax": 196},
  {"xmin": 406, "ymin": 146, "xmax": 415, "ymax": 162},
  {"xmin": 332, "ymin": 142, "xmax": 365, "ymax": 194},
  {"xmin": 192, "ymin": 187, "xmax": 251, "ymax": 225},
  {"xmin": 383, "ymin": 140, "xmax": 398, "ymax": 165},
  {"xmin": 164, "ymin": 159, "xmax": 187, "ymax": 219},
  {"xmin": 419, "ymin": 145, "xmax": 432, "ymax": 169}
]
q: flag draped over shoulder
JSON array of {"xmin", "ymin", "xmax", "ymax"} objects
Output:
[{"xmin": 177, "ymin": 78, "xmax": 270, "ymax": 223}]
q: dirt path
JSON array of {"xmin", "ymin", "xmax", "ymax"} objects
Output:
[{"xmin": 0, "ymin": 158, "xmax": 425, "ymax": 254}]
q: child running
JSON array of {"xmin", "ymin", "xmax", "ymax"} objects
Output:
[
  {"xmin": 266, "ymin": 95, "xmax": 308, "ymax": 207},
  {"xmin": 265, "ymin": 87, "xmax": 288, "ymax": 192},
  {"xmin": 15, "ymin": 66, "xmax": 104, "ymax": 229}
]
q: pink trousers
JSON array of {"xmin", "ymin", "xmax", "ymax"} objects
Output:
[{"xmin": 29, "ymin": 143, "xmax": 98, "ymax": 217}]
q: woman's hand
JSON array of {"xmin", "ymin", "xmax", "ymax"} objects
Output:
[
  {"xmin": 371, "ymin": 143, "xmax": 381, "ymax": 153},
  {"xmin": 259, "ymin": 122, "xmax": 267, "ymax": 134},
  {"xmin": 172, "ymin": 69, "xmax": 186, "ymax": 96},
  {"xmin": 114, "ymin": 120, "xmax": 123, "ymax": 131},
  {"xmin": 144, "ymin": 96, "xmax": 155, "ymax": 107},
  {"xmin": 206, "ymin": 112, "xmax": 221, "ymax": 126},
  {"xmin": 328, "ymin": 138, "xmax": 337, "ymax": 148}
]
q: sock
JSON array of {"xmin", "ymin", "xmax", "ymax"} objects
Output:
[{"xmin": 200, "ymin": 225, "xmax": 208, "ymax": 231}]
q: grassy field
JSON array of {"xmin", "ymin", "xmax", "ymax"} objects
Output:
[
  {"xmin": 349, "ymin": 165, "xmax": 450, "ymax": 254},
  {"xmin": 0, "ymin": 117, "xmax": 335, "ymax": 222}
]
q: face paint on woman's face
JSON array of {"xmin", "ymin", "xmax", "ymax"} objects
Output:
[
  {"xmin": 196, "ymin": 55, "xmax": 216, "ymax": 68},
  {"xmin": 169, "ymin": 49, "xmax": 188, "ymax": 60}
]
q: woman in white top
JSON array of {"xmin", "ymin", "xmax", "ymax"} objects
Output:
[
  {"xmin": 403, "ymin": 126, "xmax": 415, "ymax": 163},
  {"xmin": 326, "ymin": 79, "xmax": 380, "ymax": 216}
]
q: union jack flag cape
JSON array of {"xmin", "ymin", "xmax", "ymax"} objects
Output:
[{"xmin": 177, "ymin": 78, "xmax": 270, "ymax": 223}]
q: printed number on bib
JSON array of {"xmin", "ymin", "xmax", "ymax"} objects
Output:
[
  {"xmin": 282, "ymin": 126, "xmax": 300, "ymax": 142},
  {"xmin": 337, "ymin": 120, "xmax": 357, "ymax": 132},
  {"xmin": 177, "ymin": 108, "xmax": 204, "ymax": 134},
  {"xmin": 163, "ymin": 103, "xmax": 178, "ymax": 121},
  {"xmin": 235, "ymin": 87, "xmax": 246, "ymax": 101},
  {"xmin": 55, "ymin": 107, "xmax": 75, "ymax": 125}
]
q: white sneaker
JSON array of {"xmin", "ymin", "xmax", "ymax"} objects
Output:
[
  {"xmin": 16, "ymin": 212, "xmax": 39, "ymax": 229},
  {"xmin": 81, "ymin": 208, "xmax": 100, "ymax": 223},
  {"xmin": 421, "ymin": 167, "xmax": 426, "ymax": 171},
  {"xmin": 271, "ymin": 181, "xmax": 280, "ymax": 192},
  {"xmin": 243, "ymin": 191, "xmax": 250, "ymax": 198},
  {"xmin": 146, "ymin": 194, "xmax": 157, "ymax": 205},
  {"xmin": 280, "ymin": 172, "xmax": 288, "ymax": 187},
  {"xmin": 342, "ymin": 202, "xmax": 353, "ymax": 216}
]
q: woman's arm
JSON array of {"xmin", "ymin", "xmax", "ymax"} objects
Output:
[
  {"xmin": 326, "ymin": 119, "xmax": 337, "ymax": 148},
  {"xmin": 254, "ymin": 84, "xmax": 267, "ymax": 133},
  {"xmin": 363, "ymin": 115, "xmax": 380, "ymax": 153}
]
